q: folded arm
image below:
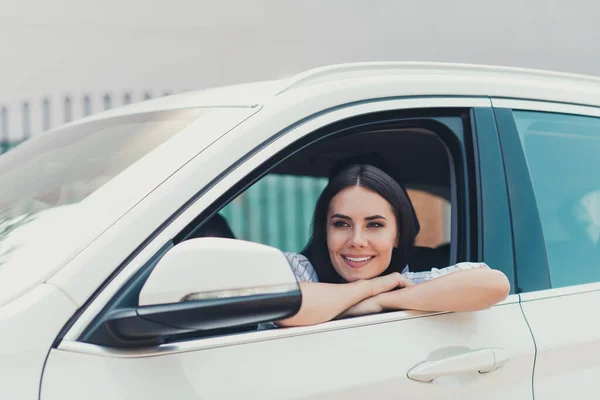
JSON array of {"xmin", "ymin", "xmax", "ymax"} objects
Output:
[
  {"xmin": 343, "ymin": 267, "xmax": 510, "ymax": 317},
  {"xmin": 275, "ymin": 281, "xmax": 372, "ymax": 327},
  {"xmin": 276, "ymin": 272, "xmax": 408, "ymax": 327}
]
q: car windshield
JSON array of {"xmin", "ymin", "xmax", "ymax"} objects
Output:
[{"xmin": 0, "ymin": 109, "xmax": 205, "ymax": 246}]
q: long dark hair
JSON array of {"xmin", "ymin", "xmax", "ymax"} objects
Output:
[{"xmin": 302, "ymin": 162, "xmax": 418, "ymax": 283}]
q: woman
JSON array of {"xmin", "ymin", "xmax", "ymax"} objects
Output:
[{"xmin": 276, "ymin": 163, "xmax": 510, "ymax": 327}]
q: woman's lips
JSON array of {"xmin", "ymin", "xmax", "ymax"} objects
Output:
[{"xmin": 341, "ymin": 255, "xmax": 375, "ymax": 269}]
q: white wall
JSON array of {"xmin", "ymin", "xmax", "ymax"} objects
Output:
[{"xmin": 1, "ymin": 0, "xmax": 599, "ymax": 138}]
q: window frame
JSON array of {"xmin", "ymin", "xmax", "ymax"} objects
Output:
[
  {"xmin": 59, "ymin": 97, "xmax": 498, "ymax": 352},
  {"xmin": 472, "ymin": 107, "xmax": 516, "ymax": 290},
  {"xmin": 492, "ymin": 98, "xmax": 600, "ymax": 299}
]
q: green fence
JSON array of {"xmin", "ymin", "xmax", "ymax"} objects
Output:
[{"xmin": 220, "ymin": 174, "xmax": 328, "ymax": 253}]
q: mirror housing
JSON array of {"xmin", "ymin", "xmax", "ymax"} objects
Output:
[
  {"xmin": 139, "ymin": 238, "xmax": 300, "ymax": 307},
  {"xmin": 91, "ymin": 238, "xmax": 301, "ymax": 345}
]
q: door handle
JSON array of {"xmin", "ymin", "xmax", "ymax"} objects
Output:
[{"xmin": 407, "ymin": 348, "xmax": 509, "ymax": 382}]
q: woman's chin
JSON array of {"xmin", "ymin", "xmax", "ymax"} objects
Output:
[{"xmin": 338, "ymin": 268, "xmax": 379, "ymax": 282}]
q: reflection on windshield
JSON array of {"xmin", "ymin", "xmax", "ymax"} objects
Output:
[{"xmin": 0, "ymin": 109, "xmax": 205, "ymax": 223}]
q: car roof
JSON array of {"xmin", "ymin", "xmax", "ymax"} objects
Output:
[
  {"xmin": 275, "ymin": 61, "xmax": 600, "ymax": 98},
  {"xmin": 76, "ymin": 62, "xmax": 600, "ymax": 123}
]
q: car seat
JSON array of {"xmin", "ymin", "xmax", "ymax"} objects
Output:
[{"xmin": 188, "ymin": 213, "xmax": 235, "ymax": 239}]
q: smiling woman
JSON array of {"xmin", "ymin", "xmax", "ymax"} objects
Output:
[
  {"xmin": 307, "ymin": 162, "xmax": 418, "ymax": 283},
  {"xmin": 327, "ymin": 187, "xmax": 406, "ymax": 281},
  {"xmin": 274, "ymin": 162, "xmax": 511, "ymax": 327}
]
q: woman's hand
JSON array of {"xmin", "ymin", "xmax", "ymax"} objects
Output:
[
  {"xmin": 339, "ymin": 273, "xmax": 415, "ymax": 318},
  {"xmin": 277, "ymin": 272, "xmax": 417, "ymax": 327},
  {"xmin": 365, "ymin": 272, "xmax": 415, "ymax": 297},
  {"xmin": 338, "ymin": 296, "xmax": 383, "ymax": 317},
  {"xmin": 341, "ymin": 268, "xmax": 510, "ymax": 318}
]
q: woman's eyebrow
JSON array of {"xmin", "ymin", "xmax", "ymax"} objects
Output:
[
  {"xmin": 330, "ymin": 213, "xmax": 351, "ymax": 220},
  {"xmin": 330, "ymin": 214, "xmax": 387, "ymax": 221},
  {"xmin": 365, "ymin": 215, "xmax": 387, "ymax": 221}
]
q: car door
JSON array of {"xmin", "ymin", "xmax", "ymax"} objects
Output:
[
  {"xmin": 41, "ymin": 97, "xmax": 535, "ymax": 399},
  {"xmin": 492, "ymin": 99, "xmax": 600, "ymax": 400}
]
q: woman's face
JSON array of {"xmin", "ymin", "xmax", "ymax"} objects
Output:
[{"xmin": 326, "ymin": 185, "xmax": 399, "ymax": 282}]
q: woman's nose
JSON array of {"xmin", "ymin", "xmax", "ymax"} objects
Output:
[{"xmin": 349, "ymin": 228, "xmax": 368, "ymax": 248}]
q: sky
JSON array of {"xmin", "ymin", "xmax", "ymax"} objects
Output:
[{"xmin": 2, "ymin": 0, "xmax": 599, "ymax": 138}]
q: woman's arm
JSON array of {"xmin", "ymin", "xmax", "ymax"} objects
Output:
[
  {"xmin": 337, "ymin": 275, "xmax": 415, "ymax": 318},
  {"xmin": 276, "ymin": 272, "xmax": 407, "ymax": 327},
  {"xmin": 376, "ymin": 268, "xmax": 510, "ymax": 313}
]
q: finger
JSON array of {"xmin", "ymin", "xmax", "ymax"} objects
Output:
[{"xmin": 398, "ymin": 278, "xmax": 415, "ymax": 288}]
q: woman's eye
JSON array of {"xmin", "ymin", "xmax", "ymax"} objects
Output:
[
  {"xmin": 367, "ymin": 222, "xmax": 384, "ymax": 228},
  {"xmin": 333, "ymin": 220, "xmax": 350, "ymax": 228}
]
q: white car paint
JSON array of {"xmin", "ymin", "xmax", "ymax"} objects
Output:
[
  {"xmin": 520, "ymin": 290, "xmax": 600, "ymax": 400},
  {"xmin": 43, "ymin": 299, "xmax": 534, "ymax": 400},
  {"xmin": 1, "ymin": 62, "xmax": 599, "ymax": 399},
  {"xmin": 138, "ymin": 238, "xmax": 298, "ymax": 306},
  {"xmin": 0, "ymin": 284, "xmax": 76, "ymax": 400}
]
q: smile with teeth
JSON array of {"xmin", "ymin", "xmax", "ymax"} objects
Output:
[{"xmin": 343, "ymin": 255, "xmax": 375, "ymax": 262}]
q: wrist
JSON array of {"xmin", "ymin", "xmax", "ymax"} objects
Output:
[
  {"xmin": 377, "ymin": 289, "xmax": 407, "ymax": 312},
  {"xmin": 353, "ymin": 279, "xmax": 375, "ymax": 298},
  {"xmin": 369, "ymin": 295, "xmax": 384, "ymax": 313}
]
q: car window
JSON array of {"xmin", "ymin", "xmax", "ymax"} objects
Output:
[
  {"xmin": 513, "ymin": 110, "xmax": 600, "ymax": 288},
  {"xmin": 219, "ymin": 174, "xmax": 328, "ymax": 253}
]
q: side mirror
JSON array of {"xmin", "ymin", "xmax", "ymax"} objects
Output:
[{"xmin": 101, "ymin": 238, "xmax": 301, "ymax": 342}]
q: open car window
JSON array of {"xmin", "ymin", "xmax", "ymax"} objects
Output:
[
  {"xmin": 189, "ymin": 123, "xmax": 456, "ymax": 273},
  {"xmin": 216, "ymin": 178, "xmax": 451, "ymax": 257}
]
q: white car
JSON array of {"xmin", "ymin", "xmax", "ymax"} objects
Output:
[{"xmin": 1, "ymin": 62, "xmax": 600, "ymax": 400}]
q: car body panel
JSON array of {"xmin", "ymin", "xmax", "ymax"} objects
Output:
[
  {"xmin": 42, "ymin": 300, "xmax": 534, "ymax": 400},
  {"xmin": 276, "ymin": 62, "xmax": 600, "ymax": 109},
  {"xmin": 520, "ymin": 290, "xmax": 600, "ymax": 399},
  {"xmin": 0, "ymin": 284, "xmax": 76, "ymax": 400}
]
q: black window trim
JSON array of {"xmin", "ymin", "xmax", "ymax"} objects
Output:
[
  {"xmin": 492, "ymin": 107, "xmax": 552, "ymax": 293},
  {"xmin": 471, "ymin": 107, "xmax": 517, "ymax": 293}
]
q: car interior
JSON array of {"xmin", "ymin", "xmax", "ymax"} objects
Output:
[{"xmin": 189, "ymin": 126, "xmax": 454, "ymax": 272}]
